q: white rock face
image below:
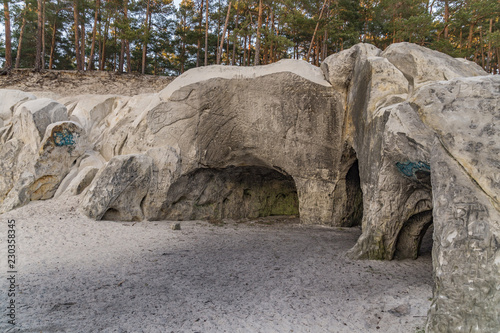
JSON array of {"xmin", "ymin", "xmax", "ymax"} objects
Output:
[
  {"xmin": 159, "ymin": 59, "xmax": 331, "ymax": 100},
  {"xmin": 81, "ymin": 154, "xmax": 153, "ymax": 221},
  {"xmin": 84, "ymin": 68, "xmax": 344, "ymax": 224},
  {"xmin": 320, "ymin": 43, "xmax": 381, "ymax": 93},
  {"xmin": 0, "ymin": 42, "xmax": 498, "ymax": 333},
  {"xmin": 0, "ymin": 89, "xmax": 36, "ymax": 126},
  {"xmin": 381, "ymin": 42, "xmax": 487, "ymax": 89},
  {"xmin": 0, "ymin": 91, "xmax": 85, "ymax": 213}
]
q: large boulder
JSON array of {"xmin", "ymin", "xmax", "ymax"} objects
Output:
[
  {"xmin": 60, "ymin": 94, "xmax": 128, "ymax": 145},
  {"xmin": 14, "ymin": 98, "xmax": 68, "ymax": 140},
  {"xmin": 81, "ymin": 154, "xmax": 153, "ymax": 221},
  {"xmin": 342, "ymin": 43, "xmax": 488, "ymax": 261},
  {"xmin": 320, "ymin": 43, "xmax": 381, "ymax": 93},
  {"xmin": 0, "ymin": 94, "xmax": 87, "ymax": 213},
  {"xmin": 381, "ymin": 42, "xmax": 486, "ymax": 90},
  {"xmin": 413, "ymin": 76, "xmax": 500, "ymax": 332},
  {"xmin": 82, "ymin": 60, "xmax": 346, "ymax": 225},
  {"xmin": 0, "ymin": 89, "xmax": 36, "ymax": 127}
]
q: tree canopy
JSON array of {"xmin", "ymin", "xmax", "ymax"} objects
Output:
[{"xmin": 1, "ymin": 0, "xmax": 499, "ymax": 75}]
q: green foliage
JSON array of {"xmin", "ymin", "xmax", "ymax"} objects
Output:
[{"xmin": 2, "ymin": 0, "xmax": 499, "ymax": 72}]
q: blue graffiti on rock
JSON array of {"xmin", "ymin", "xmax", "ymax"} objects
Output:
[
  {"xmin": 53, "ymin": 129, "xmax": 75, "ymax": 147},
  {"xmin": 396, "ymin": 161, "xmax": 430, "ymax": 179}
]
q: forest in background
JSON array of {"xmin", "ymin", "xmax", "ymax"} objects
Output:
[{"xmin": 1, "ymin": 0, "xmax": 499, "ymax": 76}]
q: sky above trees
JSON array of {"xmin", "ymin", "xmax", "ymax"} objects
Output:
[{"xmin": 1, "ymin": 0, "xmax": 499, "ymax": 75}]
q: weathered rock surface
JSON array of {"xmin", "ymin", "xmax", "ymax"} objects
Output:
[
  {"xmin": 413, "ymin": 76, "xmax": 500, "ymax": 333},
  {"xmin": 87, "ymin": 60, "xmax": 345, "ymax": 224},
  {"xmin": 381, "ymin": 42, "xmax": 486, "ymax": 90},
  {"xmin": 0, "ymin": 94, "xmax": 88, "ymax": 213},
  {"xmin": 0, "ymin": 42, "xmax": 498, "ymax": 332},
  {"xmin": 0, "ymin": 89, "xmax": 36, "ymax": 127},
  {"xmin": 15, "ymin": 98, "xmax": 69, "ymax": 139},
  {"xmin": 320, "ymin": 43, "xmax": 381, "ymax": 94},
  {"xmin": 81, "ymin": 154, "xmax": 153, "ymax": 221}
]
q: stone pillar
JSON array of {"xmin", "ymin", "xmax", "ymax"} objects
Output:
[
  {"xmin": 426, "ymin": 142, "xmax": 500, "ymax": 333},
  {"xmin": 294, "ymin": 177, "xmax": 336, "ymax": 225}
]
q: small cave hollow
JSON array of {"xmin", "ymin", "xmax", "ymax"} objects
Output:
[
  {"xmin": 158, "ymin": 165, "xmax": 299, "ymax": 221},
  {"xmin": 341, "ymin": 160, "xmax": 363, "ymax": 227},
  {"xmin": 394, "ymin": 210, "xmax": 433, "ymax": 260},
  {"xmin": 102, "ymin": 208, "xmax": 121, "ymax": 221},
  {"xmin": 418, "ymin": 222, "xmax": 434, "ymax": 257}
]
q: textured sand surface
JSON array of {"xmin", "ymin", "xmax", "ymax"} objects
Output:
[
  {"xmin": 0, "ymin": 70, "xmax": 174, "ymax": 98},
  {"xmin": 0, "ymin": 196, "xmax": 432, "ymax": 333}
]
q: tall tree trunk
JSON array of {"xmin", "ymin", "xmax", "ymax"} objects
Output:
[
  {"xmin": 124, "ymin": 0, "xmax": 130, "ymax": 72},
  {"xmin": 100, "ymin": 12, "xmax": 109, "ymax": 71},
  {"xmin": 217, "ymin": 0, "xmax": 231, "ymax": 64},
  {"xmin": 180, "ymin": 12, "xmax": 186, "ymax": 73},
  {"xmin": 49, "ymin": 12, "xmax": 58, "ymax": 69},
  {"xmin": 467, "ymin": 23, "xmax": 475, "ymax": 49},
  {"xmin": 321, "ymin": 6, "xmax": 328, "ymax": 61},
  {"xmin": 142, "ymin": 0, "xmax": 151, "ymax": 74},
  {"xmin": 3, "ymin": 0, "xmax": 12, "ymax": 68},
  {"xmin": 254, "ymin": 0, "xmax": 262, "ymax": 65},
  {"xmin": 98, "ymin": 15, "xmax": 102, "ymax": 69},
  {"xmin": 205, "ymin": 0, "xmax": 209, "ymax": 65},
  {"xmin": 443, "ymin": 0, "xmax": 449, "ymax": 39},
  {"xmin": 487, "ymin": 18, "xmax": 493, "ymax": 72},
  {"xmin": 247, "ymin": 33, "xmax": 252, "ymax": 65},
  {"xmin": 480, "ymin": 27, "xmax": 484, "ymax": 69},
  {"xmin": 263, "ymin": 7, "xmax": 269, "ymax": 65},
  {"xmin": 80, "ymin": 5, "xmax": 85, "ymax": 70},
  {"xmin": 88, "ymin": 0, "xmax": 99, "ymax": 70},
  {"xmin": 269, "ymin": 7, "xmax": 274, "ymax": 63},
  {"xmin": 322, "ymin": 28, "xmax": 327, "ymax": 61},
  {"xmin": 224, "ymin": 30, "xmax": 230, "ymax": 64},
  {"xmin": 243, "ymin": 34, "xmax": 247, "ymax": 66},
  {"xmin": 306, "ymin": 0, "xmax": 328, "ymax": 62},
  {"xmin": 119, "ymin": 0, "xmax": 127, "ymax": 72},
  {"xmin": 35, "ymin": 0, "xmax": 43, "ymax": 71},
  {"xmin": 41, "ymin": 0, "xmax": 46, "ymax": 69},
  {"xmin": 496, "ymin": 47, "xmax": 500, "ymax": 74},
  {"xmin": 113, "ymin": 25, "xmax": 117, "ymax": 71},
  {"xmin": 197, "ymin": 0, "xmax": 204, "ymax": 67},
  {"xmin": 231, "ymin": 8, "xmax": 239, "ymax": 65},
  {"xmin": 73, "ymin": 0, "xmax": 82, "ymax": 70},
  {"xmin": 15, "ymin": 4, "xmax": 27, "ymax": 69},
  {"xmin": 119, "ymin": 39, "xmax": 125, "ymax": 72}
]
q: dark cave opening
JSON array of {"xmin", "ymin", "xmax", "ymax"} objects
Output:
[
  {"xmin": 418, "ymin": 222, "xmax": 434, "ymax": 257},
  {"xmin": 395, "ymin": 210, "xmax": 433, "ymax": 260},
  {"xmin": 342, "ymin": 160, "xmax": 363, "ymax": 228},
  {"xmin": 159, "ymin": 165, "xmax": 300, "ymax": 221}
]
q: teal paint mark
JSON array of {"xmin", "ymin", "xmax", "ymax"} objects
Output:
[
  {"xmin": 53, "ymin": 129, "xmax": 75, "ymax": 146},
  {"xmin": 396, "ymin": 161, "xmax": 430, "ymax": 179}
]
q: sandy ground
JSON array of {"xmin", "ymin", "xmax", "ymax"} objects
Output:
[{"xmin": 0, "ymin": 196, "xmax": 433, "ymax": 333}]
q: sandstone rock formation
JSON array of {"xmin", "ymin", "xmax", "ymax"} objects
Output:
[{"xmin": 0, "ymin": 42, "xmax": 498, "ymax": 332}]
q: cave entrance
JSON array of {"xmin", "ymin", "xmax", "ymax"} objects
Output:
[
  {"xmin": 392, "ymin": 160, "xmax": 433, "ymax": 260},
  {"xmin": 394, "ymin": 211, "xmax": 433, "ymax": 260},
  {"xmin": 341, "ymin": 160, "xmax": 363, "ymax": 227},
  {"xmin": 159, "ymin": 165, "xmax": 299, "ymax": 221},
  {"xmin": 418, "ymin": 222, "xmax": 433, "ymax": 257}
]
